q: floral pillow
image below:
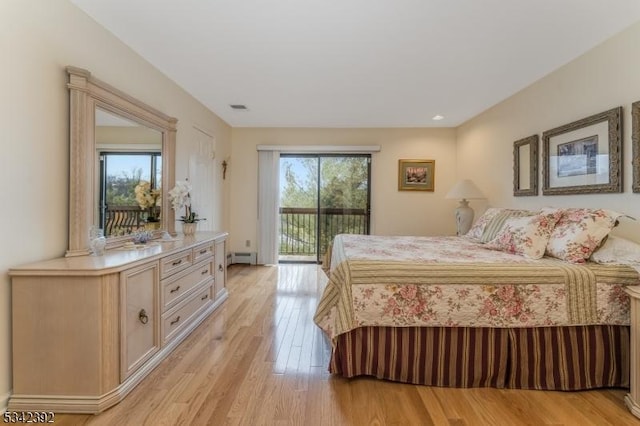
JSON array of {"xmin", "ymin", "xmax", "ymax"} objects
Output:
[
  {"xmin": 545, "ymin": 208, "xmax": 623, "ymax": 263},
  {"xmin": 485, "ymin": 208, "xmax": 563, "ymax": 259},
  {"xmin": 479, "ymin": 209, "xmax": 536, "ymax": 243},
  {"xmin": 464, "ymin": 208, "xmax": 535, "ymax": 242}
]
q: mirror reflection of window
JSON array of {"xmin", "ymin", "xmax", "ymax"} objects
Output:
[
  {"xmin": 95, "ymin": 107, "xmax": 163, "ymax": 237},
  {"xmin": 99, "ymin": 152, "xmax": 162, "ymax": 236}
]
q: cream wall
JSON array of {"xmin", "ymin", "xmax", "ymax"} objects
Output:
[
  {"xmin": 0, "ymin": 0, "xmax": 231, "ymax": 408},
  {"xmin": 228, "ymin": 128, "xmax": 458, "ymax": 255},
  {"xmin": 457, "ymin": 21, "xmax": 640, "ymax": 242}
]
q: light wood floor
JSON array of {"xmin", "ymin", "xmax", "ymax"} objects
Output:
[{"xmin": 56, "ymin": 264, "xmax": 639, "ymax": 425}]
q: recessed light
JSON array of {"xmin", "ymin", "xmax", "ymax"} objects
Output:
[
  {"xmin": 432, "ymin": 115, "xmax": 444, "ymax": 121},
  {"xmin": 230, "ymin": 104, "xmax": 248, "ymax": 110}
]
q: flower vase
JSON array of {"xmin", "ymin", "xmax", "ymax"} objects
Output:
[
  {"xmin": 182, "ymin": 222, "xmax": 197, "ymax": 236},
  {"xmin": 145, "ymin": 220, "xmax": 161, "ymax": 231}
]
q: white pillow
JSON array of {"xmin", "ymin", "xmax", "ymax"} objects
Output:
[{"xmin": 590, "ymin": 236, "xmax": 640, "ymax": 264}]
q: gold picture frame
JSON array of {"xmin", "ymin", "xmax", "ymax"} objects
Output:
[{"xmin": 398, "ymin": 159, "xmax": 435, "ymax": 191}]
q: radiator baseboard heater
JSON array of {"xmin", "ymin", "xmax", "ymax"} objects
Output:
[{"xmin": 231, "ymin": 252, "xmax": 257, "ymax": 265}]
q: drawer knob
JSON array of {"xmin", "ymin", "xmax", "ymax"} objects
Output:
[
  {"xmin": 201, "ymin": 269, "xmax": 208, "ymax": 275},
  {"xmin": 201, "ymin": 294, "xmax": 209, "ymax": 301},
  {"xmin": 170, "ymin": 285, "xmax": 181, "ymax": 294},
  {"xmin": 218, "ymin": 264, "xmax": 223, "ymax": 272},
  {"xmin": 172, "ymin": 259, "xmax": 182, "ymax": 266},
  {"xmin": 138, "ymin": 309, "xmax": 149, "ymax": 325},
  {"xmin": 170, "ymin": 316, "xmax": 181, "ymax": 326},
  {"xmin": 199, "ymin": 249, "xmax": 207, "ymax": 254}
]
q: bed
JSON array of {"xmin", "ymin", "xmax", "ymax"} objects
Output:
[{"xmin": 313, "ymin": 208, "xmax": 640, "ymax": 391}]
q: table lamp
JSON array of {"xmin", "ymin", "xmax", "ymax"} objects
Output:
[{"xmin": 445, "ymin": 179, "xmax": 485, "ymax": 236}]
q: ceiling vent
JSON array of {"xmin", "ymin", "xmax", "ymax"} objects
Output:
[{"xmin": 229, "ymin": 104, "xmax": 248, "ymax": 110}]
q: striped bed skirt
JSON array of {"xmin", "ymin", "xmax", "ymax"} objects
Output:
[{"xmin": 330, "ymin": 325, "xmax": 629, "ymax": 390}]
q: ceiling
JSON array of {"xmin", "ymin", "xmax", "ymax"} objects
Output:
[{"xmin": 70, "ymin": 0, "xmax": 640, "ymax": 128}]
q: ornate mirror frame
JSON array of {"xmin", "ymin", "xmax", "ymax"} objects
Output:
[
  {"xmin": 513, "ymin": 134, "xmax": 539, "ymax": 196},
  {"xmin": 66, "ymin": 66, "xmax": 177, "ymax": 256}
]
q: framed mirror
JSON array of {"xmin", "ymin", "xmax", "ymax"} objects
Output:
[
  {"xmin": 513, "ymin": 135, "xmax": 539, "ymax": 196},
  {"xmin": 66, "ymin": 66, "xmax": 177, "ymax": 256}
]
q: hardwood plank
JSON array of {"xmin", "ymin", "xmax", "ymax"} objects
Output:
[{"xmin": 54, "ymin": 264, "xmax": 640, "ymax": 425}]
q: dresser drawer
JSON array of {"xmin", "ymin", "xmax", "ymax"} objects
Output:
[
  {"xmin": 162, "ymin": 284, "xmax": 213, "ymax": 344},
  {"xmin": 193, "ymin": 241, "xmax": 214, "ymax": 263},
  {"xmin": 160, "ymin": 249, "xmax": 193, "ymax": 279},
  {"xmin": 161, "ymin": 259, "xmax": 214, "ymax": 310}
]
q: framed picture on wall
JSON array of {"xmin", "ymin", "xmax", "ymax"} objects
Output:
[
  {"xmin": 398, "ymin": 159, "xmax": 435, "ymax": 191},
  {"xmin": 542, "ymin": 107, "xmax": 622, "ymax": 195}
]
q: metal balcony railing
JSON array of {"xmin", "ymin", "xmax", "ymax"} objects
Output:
[
  {"xmin": 104, "ymin": 205, "xmax": 146, "ymax": 236},
  {"xmin": 279, "ymin": 207, "xmax": 368, "ymax": 257}
]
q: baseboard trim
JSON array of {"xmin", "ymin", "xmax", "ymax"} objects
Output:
[{"xmin": 0, "ymin": 388, "xmax": 11, "ymax": 413}]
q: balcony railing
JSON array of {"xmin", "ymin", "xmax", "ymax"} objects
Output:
[
  {"xmin": 104, "ymin": 205, "xmax": 147, "ymax": 236},
  {"xmin": 279, "ymin": 207, "xmax": 369, "ymax": 257}
]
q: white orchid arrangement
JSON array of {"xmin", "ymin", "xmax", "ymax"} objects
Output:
[
  {"xmin": 168, "ymin": 180, "xmax": 206, "ymax": 223},
  {"xmin": 134, "ymin": 180, "xmax": 161, "ymax": 221}
]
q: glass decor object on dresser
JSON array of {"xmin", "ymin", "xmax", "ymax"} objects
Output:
[
  {"xmin": 88, "ymin": 226, "xmax": 107, "ymax": 256},
  {"xmin": 66, "ymin": 66, "xmax": 177, "ymax": 256}
]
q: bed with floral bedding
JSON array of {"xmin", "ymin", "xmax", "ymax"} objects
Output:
[{"xmin": 313, "ymin": 207, "xmax": 640, "ymax": 390}]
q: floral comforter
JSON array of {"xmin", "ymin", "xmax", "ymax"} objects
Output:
[{"xmin": 313, "ymin": 234, "xmax": 640, "ymax": 342}]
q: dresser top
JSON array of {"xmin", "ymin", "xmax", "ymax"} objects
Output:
[{"xmin": 10, "ymin": 231, "xmax": 227, "ymax": 276}]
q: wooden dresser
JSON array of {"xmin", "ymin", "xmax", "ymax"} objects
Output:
[
  {"xmin": 626, "ymin": 285, "xmax": 640, "ymax": 419},
  {"xmin": 8, "ymin": 231, "xmax": 228, "ymax": 414}
]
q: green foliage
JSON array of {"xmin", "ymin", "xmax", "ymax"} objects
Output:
[
  {"xmin": 180, "ymin": 211, "xmax": 206, "ymax": 223},
  {"xmin": 319, "ymin": 157, "xmax": 368, "ymax": 209},
  {"xmin": 280, "ymin": 158, "xmax": 318, "ymax": 208},
  {"xmin": 106, "ymin": 167, "xmax": 143, "ymax": 205},
  {"xmin": 280, "ymin": 157, "xmax": 368, "ymax": 209},
  {"xmin": 279, "ymin": 156, "xmax": 369, "ymax": 257}
]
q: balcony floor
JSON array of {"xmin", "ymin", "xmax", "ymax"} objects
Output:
[{"xmin": 279, "ymin": 255, "xmax": 319, "ymax": 263}]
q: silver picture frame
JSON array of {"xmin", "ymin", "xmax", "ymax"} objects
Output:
[{"xmin": 542, "ymin": 107, "xmax": 622, "ymax": 195}]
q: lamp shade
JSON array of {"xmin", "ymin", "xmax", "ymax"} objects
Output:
[{"xmin": 445, "ymin": 179, "xmax": 485, "ymax": 200}]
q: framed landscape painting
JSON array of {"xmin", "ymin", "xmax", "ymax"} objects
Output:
[{"xmin": 398, "ymin": 159, "xmax": 435, "ymax": 191}]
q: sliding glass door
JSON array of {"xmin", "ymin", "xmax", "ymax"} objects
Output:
[{"xmin": 279, "ymin": 154, "xmax": 371, "ymax": 263}]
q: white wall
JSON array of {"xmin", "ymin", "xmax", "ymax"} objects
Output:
[
  {"xmin": 457, "ymin": 21, "xmax": 640, "ymax": 242},
  {"xmin": 0, "ymin": 0, "xmax": 231, "ymax": 408},
  {"xmin": 229, "ymin": 127, "xmax": 458, "ymax": 255}
]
